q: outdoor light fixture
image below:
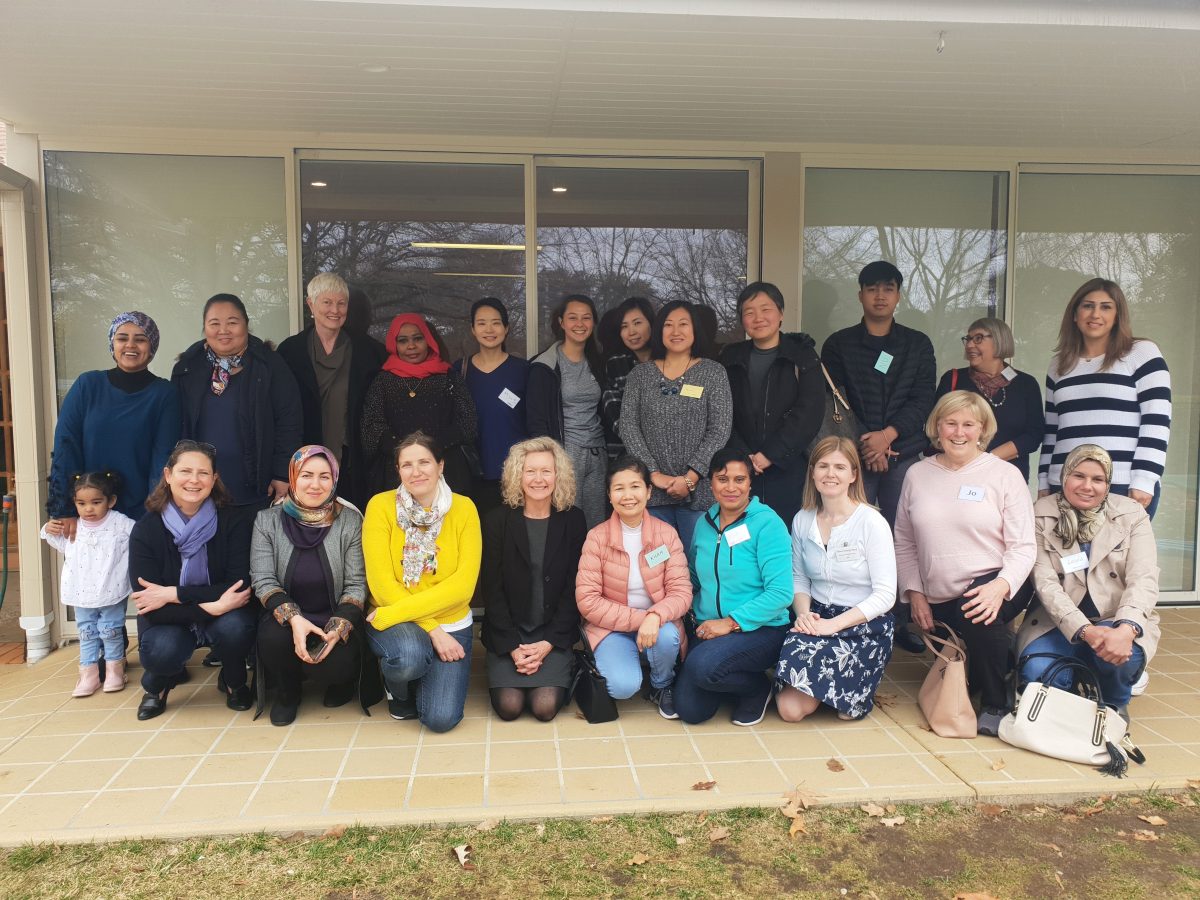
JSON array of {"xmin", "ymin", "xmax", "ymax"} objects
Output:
[
  {"xmin": 551, "ymin": 185, "xmax": 568, "ymax": 193},
  {"xmin": 410, "ymin": 242, "xmax": 538, "ymax": 251},
  {"xmin": 433, "ymin": 272, "xmax": 524, "ymax": 278},
  {"xmin": 360, "ymin": 63, "xmax": 389, "ymax": 74},
  {"xmin": 310, "ymin": 181, "xmax": 328, "ymax": 188}
]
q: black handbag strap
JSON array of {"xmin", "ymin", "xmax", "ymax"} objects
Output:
[{"xmin": 1035, "ymin": 657, "xmax": 1109, "ymax": 707}]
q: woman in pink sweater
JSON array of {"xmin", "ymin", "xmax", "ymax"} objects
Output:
[
  {"xmin": 894, "ymin": 391, "xmax": 1035, "ymax": 736},
  {"xmin": 576, "ymin": 456, "xmax": 693, "ymax": 719}
]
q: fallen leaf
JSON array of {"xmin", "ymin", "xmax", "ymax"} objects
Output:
[
  {"xmin": 344, "ymin": 854, "xmax": 354, "ymax": 864},
  {"xmin": 1178, "ymin": 795, "xmax": 1197, "ymax": 807},
  {"xmin": 283, "ymin": 831, "xmax": 306, "ymax": 843},
  {"xmin": 954, "ymin": 894, "xmax": 1002, "ymax": 900},
  {"xmin": 885, "ymin": 804, "xmax": 897, "ymax": 814},
  {"xmin": 789, "ymin": 818, "xmax": 807, "ymax": 839},
  {"xmin": 696, "ymin": 811, "xmax": 709, "ymax": 824},
  {"xmin": 1187, "ymin": 778, "xmax": 1200, "ymax": 790},
  {"xmin": 978, "ymin": 804, "xmax": 1004, "ymax": 818},
  {"xmin": 708, "ymin": 826, "xmax": 731, "ymax": 842},
  {"xmin": 1133, "ymin": 829, "xmax": 1160, "ymax": 842},
  {"xmin": 692, "ymin": 780, "xmax": 717, "ymax": 791},
  {"xmin": 627, "ymin": 852, "xmax": 650, "ymax": 866},
  {"xmin": 1081, "ymin": 802, "xmax": 1106, "ymax": 817},
  {"xmin": 990, "ymin": 758, "xmax": 1006, "ymax": 772},
  {"xmin": 367, "ymin": 835, "xmax": 379, "ymax": 843},
  {"xmin": 675, "ymin": 837, "xmax": 689, "ymax": 846},
  {"xmin": 826, "ymin": 758, "xmax": 846, "ymax": 772},
  {"xmin": 590, "ymin": 815, "xmax": 613, "ymax": 824},
  {"xmin": 1054, "ymin": 871, "xmax": 1065, "ymax": 890},
  {"xmin": 476, "ymin": 819, "xmax": 500, "ymax": 832},
  {"xmin": 780, "ymin": 785, "xmax": 823, "ymax": 810},
  {"xmin": 1129, "ymin": 797, "xmax": 1143, "ymax": 805},
  {"xmin": 451, "ymin": 844, "xmax": 476, "ymax": 871},
  {"xmin": 323, "ymin": 824, "xmax": 347, "ymax": 839},
  {"xmin": 1040, "ymin": 842, "xmax": 1063, "ymax": 857},
  {"xmin": 879, "ymin": 816, "xmax": 906, "ymax": 828},
  {"xmin": 1138, "ymin": 814, "xmax": 1168, "ymax": 827},
  {"xmin": 535, "ymin": 823, "xmax": 546, "ymax": 837},
  {"xmin": 860, "ymin": 802, "xmax": 887, "ymax": 818}
]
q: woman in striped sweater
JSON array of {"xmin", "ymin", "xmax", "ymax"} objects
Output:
[{"xmin": 1038, "ymin": 279, "xmax": 1171, "ymax": 520}]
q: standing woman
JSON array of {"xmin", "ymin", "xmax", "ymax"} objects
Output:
[
  {"xmin": 128, "ymin": 440, "xmax": 255, "ymax": 720},
  {"xmin": 526, "ymin": 295, "xmax": 608, "ymax": 527},
  {"xmin": 894, "ymin": 391, "xmax": 1036, "ymax": 736},
  {"xmin": 936, "ymin": 317, "xmax": 1044, "ymax": 482},
  {"xmin": 600, "ymin": 296, "xmax": 655, "ymax": 447},
  {"xmin": 481, "ymin": 437, "xmax": 586, "ymax": 722},
  {"xmin": 172, "ymin": 294, "xmax": 303, "ymax": 525},
  {"xmin": 362, "ymin": 432, "xmax": 481, "ymax": 732},
  {"xmin": 776, "ymin": 437, "xmax": 896, "ymax": 723},
  {"xmin": 48, "ymin": 312, "xmax": 181, "ymax": 532},
  {"xmin": 619, "ymin": 301, "xmax": 733, "ymax": 555},
  {"xmin": 251, "ymin": 446, "xmax": 367, "ymax": 726},
  {"xmin": 1039, "ymin": 279, "xmax": 1171, "ymax": 518},
  {"xmin": 451, "ymin": 298, "xmax": 530, "ymax": 516},
  {"xmin": 361, "ymin": 314, "xmax": 478, "ymax": 499},
  {"xmin": 276, "ymin": 273, "xmax": 388, "ymax": 510}
]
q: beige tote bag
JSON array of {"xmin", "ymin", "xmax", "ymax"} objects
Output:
[{"xmin": 918, "ymin": 623, "xmax": 975, "ymax": 739}]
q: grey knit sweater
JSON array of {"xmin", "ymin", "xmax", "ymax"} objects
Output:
[
  {"xmin": 250, "ymin": 501, "xmax": 367, "ymax": 613},
  {"xmin": 618, "ymin": 359, "xmax": 733, "ymax": 510}
]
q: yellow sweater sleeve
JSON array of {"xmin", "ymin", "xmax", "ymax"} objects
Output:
[{"xmin": 363, "ymin": 492, "xmax": 482, "ymax": 632}]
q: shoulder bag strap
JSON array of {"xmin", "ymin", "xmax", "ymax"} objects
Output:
[{"xmin": 818, "ymin": 361, "xmax": 851, "ymax": 413}]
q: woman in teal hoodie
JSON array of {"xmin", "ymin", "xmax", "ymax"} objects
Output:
[{"xmin": 675, "ymin": 448, "xmax": 793, "ymax": 726}]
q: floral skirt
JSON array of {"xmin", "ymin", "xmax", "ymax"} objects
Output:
[{"xmin": 774, "ymin": 600, "xmax": 894, "ymax": 719}]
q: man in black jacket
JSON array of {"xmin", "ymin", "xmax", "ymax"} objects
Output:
[
  {"xmin": 821, "ymin": 262, "xmax": 936, "ymax": 652},
  {"xmin": 721, "ymin": 282, "xmax": 824, "ymax": 525}
]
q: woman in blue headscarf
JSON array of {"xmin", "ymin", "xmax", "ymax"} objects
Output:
[{"xmin": 47, "ymin": 311, "xmax": 182, "ymax": 537}]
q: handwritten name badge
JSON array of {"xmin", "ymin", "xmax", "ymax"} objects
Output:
[
  {"xmin": 1060, "ymin": 551, "xmax": 1089, "ymax": 574},
  {"xmin": 498, "ymin": 388, "xmax": 521, "ymax": 408},
  {"xmin": 1001, "ymin": 365, "xmax": 1017, "ymax": 382},
  {"xmin": 958, "ymin": 485, "xmax": 986, "ymax": 502},
  {"xmin": 724, "ymin": 523, "xmax": 751, "ymax": 547},
  {"xmin": 680, "ymin": 383, "xmax": 704, "ymax": 399},
  {"xmin": 834, "ymin": 544, "xmax": 861, "ymax": 564},
  {"xmin": 645, "ymin": 544, "xmax": 670, "ymax": 567},
  {"xmin": 874, "ymin": 351, "xmax": 894, "ymax": 374}
]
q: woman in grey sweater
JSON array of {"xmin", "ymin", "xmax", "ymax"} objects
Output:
[
  {"xmin": 251, "ymin": 445, "xmax": 367, "ymax": 726},
  {"xmin": 619, "ymin": 301, "xmax": 733, "ymax": 556}
]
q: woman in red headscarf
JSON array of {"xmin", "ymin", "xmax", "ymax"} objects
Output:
[{"xmin": 360, "ymin": 314, "xmax": 478, "ymax": 496}]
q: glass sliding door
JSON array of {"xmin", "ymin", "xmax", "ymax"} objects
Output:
[
  {"xmin": 300, "ymin": 159, "xmax": 527, "ymax": 360},
  {"xmin": 1013, "ymin": 171, "xmax": 1200, "ymax": 594}
]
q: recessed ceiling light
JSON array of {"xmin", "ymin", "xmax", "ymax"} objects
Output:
[
  {"xmin": 360, "ymin": 63, "xmax": 389, "ymax": 74},
  {"xmin": 551, "ymin": 185, "xmax": 568, "ymax": 193},
  {"xmin": 310, "ymin": 181, "xmax": 328, "ymax": 188}
]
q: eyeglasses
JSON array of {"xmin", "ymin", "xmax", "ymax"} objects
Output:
[{"xmin": 960, "ymin": 334, "xmax": 992, "ymax": 345}]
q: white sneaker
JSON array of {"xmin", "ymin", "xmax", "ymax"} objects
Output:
[{"xmin": 1130, "ymin": 670, "xmax": 1149, "ymax": 697}]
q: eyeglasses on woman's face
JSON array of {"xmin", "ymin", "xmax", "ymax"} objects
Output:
[{"xmin": 960, "ymin": 333, "xmax": 992, "ymax": 346}]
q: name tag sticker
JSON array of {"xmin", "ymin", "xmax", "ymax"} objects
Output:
[
  {"xmin": 1002, "ymin": 365, "xmax": 1018, "ymax": 382},
  {"xmin": 1061, "ymin": 551, "xmax": 1089, "ymax": 574},
  {"xmin": 680, "ymin": 383, "xmax": 704, "ymax": 399},
  {"xmin": 958, "ymin": 485, "xmax": 986, "ymax": 502},
  {"xmin": 724, "ymin": 523, "xmax": 751, "ymax": 547},
  {"xmin": 834, "ymin": 544, "xmax": 861, "ymax": 564},
  {"xmin": 498, "ymin": 388, "xmax": 520, "ymax": 408},
  {"xmin": 874, "ymin": 351, "xmax": 894, "ymax": 374},
  {"xmin": 645, "ymin": 544, "xmax": 670, "ymax": 567}
]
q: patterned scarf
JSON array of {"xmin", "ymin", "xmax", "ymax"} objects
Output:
[
  {"xmin": 1055, "ymin": 444, "xmax": 1114, "ymax": 548},
  {"xmin": 395, "ymin": 476, "xmax": 453, "ymax": 587},
  {"xmin": 205, "ymin": 343, "xmax": 246, "ymax": 396},
  {"xmin": 281, "ymin": 445, "xmax": 342, "ymax": 527},
  {"xmin": 108, "ymin": 311, "xmax": 161, "ymax": 359},
  {"xmin": 968, "ymin": 367, "xmax": 1009, "ymax": 400}
]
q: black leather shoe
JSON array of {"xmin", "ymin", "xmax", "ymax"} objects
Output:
[
  {"xmin": 323, "ymin": 681, "xmax": 356, "ymax": 709},
  {"xmin": 137, "ymin": 691, "xmax": 169, "ymax": 721},
  {"xmin": 894, "ymin": 627, "xmax": 927, "ymax": 654},
  {"xmin": 270, "ymin": 699, "xmax": 300, "ymax": 726},
  {"xmin": 225, "ymin": 684, "xmax": 253, "ymax": 711},
  {"xmin": 387, "ymin": 695, "xmax": 418, "ymax": 720}
]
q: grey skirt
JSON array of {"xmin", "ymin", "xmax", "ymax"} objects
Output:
[{"xmin": 486, "ymin": 647, "xmax": 574, "ymax": 690}]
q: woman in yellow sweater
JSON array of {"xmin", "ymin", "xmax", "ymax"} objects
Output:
[{"xmin": 363, "ymin": 431, "xmax": 482, "ymax": 730}]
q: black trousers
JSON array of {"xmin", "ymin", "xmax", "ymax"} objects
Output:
[
  {"xmin": 932, "ymin": 591, "xmax": 1026, "ymax": 711},
  {"xmin": 257, "ymin": 616, "xmax": 360, "ymax": 703}
]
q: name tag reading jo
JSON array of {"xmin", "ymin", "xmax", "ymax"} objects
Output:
[
  {"xmin": 498, "ymin": 388, "xmax": 521, "ymax": 408},
  {"xmin": 1060, "ymin": 551, "xmax": 1089, "ymax": 574},
  {"xmin": 680, "ymin": 383, "xmax": 704, "ymax": 399},
  {"xmin": 724, "ymin": 523, "xmax": 751, "ymax": 547},
  {"xmin": 874, "ymin": 351, "xmax": 894, "ymax": 374},
  {"xmin": 645, "ymin": 544, "xmax": 670, "ymax": 567},
  {"xmin": 958, "ymin": 485, "xmax": 986, "ymax": 502}
]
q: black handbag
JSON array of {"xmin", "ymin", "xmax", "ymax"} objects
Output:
[
  {"xmin": 571, "ymin": 627, "xmax": 619, "ymax": 723},
  {"xmin": 809, "ymin": 362, "xmax": 864, "ymax": 452}
]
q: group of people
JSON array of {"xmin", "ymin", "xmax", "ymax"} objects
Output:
[{"xmin": 40, "ymin": 262, "xmax": 1168, "ymax": 738}]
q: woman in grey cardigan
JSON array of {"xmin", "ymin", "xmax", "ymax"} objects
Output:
[
  {"xmin": 619, "ymin": 300, "xmax": 733, "ymax": 556},
  {"xmin": 252, "ymin": 445, "xmax": 367, "ymax": 726}
]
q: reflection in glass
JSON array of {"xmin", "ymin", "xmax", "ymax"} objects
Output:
[
  {"xmin": 300, "ymin": 161, "xmax": 526, "ymax": 359},
  {"xmin": 44, "ymin": 152, "xmax": 289, "ymax": 399},
  {"xmin": 802, "ymin": 169, "xmax": 1009, "ymax": 376},
  {"xmin": 535, "ymin": 166, "xmax": 750, "ymax": 353},
  {"xmin": 1014, "ymin": 173, "xmax": 1200, "ymax": 592}
]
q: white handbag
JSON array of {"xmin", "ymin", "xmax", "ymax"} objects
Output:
[{"xmin": 998, "ymin": 658, "xmax": 1145, "ymax": 777}]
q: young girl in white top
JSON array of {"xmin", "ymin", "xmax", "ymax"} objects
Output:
[
  {"xmin": 775, "ymin": 437, "xmax": 897, "ymax": 722},
  {"xmin": 40, "ymin": 472, "xmax": 134, "ymax": 697}
]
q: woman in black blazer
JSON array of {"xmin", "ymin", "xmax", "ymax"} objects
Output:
[
  {"xmin": 129, "ymin": 440, "xmax": 256, "ymax": 721},
  {"xmin": 481, "ymin": 437, "xmax": 587, "ymax": 722}
]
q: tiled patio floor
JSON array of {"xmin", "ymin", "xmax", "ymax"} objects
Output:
[{"xmin": 0, "ymin": 608, "xmax": 1196, "ymax": 845}]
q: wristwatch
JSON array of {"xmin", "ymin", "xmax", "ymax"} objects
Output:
[{"xmin": 1115, "ymin": 619, "xmax": 1144, "ymax": 638}]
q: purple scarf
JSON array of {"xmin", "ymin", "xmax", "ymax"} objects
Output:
[{"xmin": 161, "ymin": 499, "xmax": 218, "ymax": 586}]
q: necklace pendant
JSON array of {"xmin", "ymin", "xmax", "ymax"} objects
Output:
[{"xmin": 408, "ymin": 390, "xmax": 416, "ymax": 398}]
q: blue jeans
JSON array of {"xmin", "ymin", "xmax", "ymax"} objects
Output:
[
  {"xmin": 368, "ymin": 622, "xmax": 473, "ymax": 733},
  {"xmin": 648, "ymin": 505, "xmax": 703, "ymax": 559},
  {"xmin": 592, "ymin": 622, "xmax": 681, "ymax": 699},
  {"xmin": 1019, "ymin": 620, "xmax": 1147, "ymax": 709},
  {"xmin": 674, "ymin": 624, "xmax": 789, "ymax": 724},
  {"xmin": 76, "ymin": 601, "xmax": 128, "ymax": 666},
  {"xmin": 139, "ymin": 605, "xmax": 258, "ymax": 694}
]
